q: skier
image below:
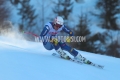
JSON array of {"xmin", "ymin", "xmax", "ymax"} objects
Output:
[{"xmin": 40, "ymin": 16, "xmax": 92, "ymax": 64}]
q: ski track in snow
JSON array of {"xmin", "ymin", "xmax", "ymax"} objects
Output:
[{"xmin": 0, "ymin": 36, "xmax": 120, "ymax": 80}]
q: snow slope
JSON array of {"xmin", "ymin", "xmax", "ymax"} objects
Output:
[{"xmin": 0, "ymin": 36, "xmax": 120, "ymax": 80}]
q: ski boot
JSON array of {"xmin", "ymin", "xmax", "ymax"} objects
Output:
[
  {"xmin": 56, "ymin": 48, "xmax": 71, "ymax": 60},
  {"xmin": 75, "ymin": 54, "xmax": 92, "ymax": 64}
]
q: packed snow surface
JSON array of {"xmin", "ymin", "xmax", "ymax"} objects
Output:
[{"xmin": 0, "ymin": 36, "xmax": 120, "ymax": 80}]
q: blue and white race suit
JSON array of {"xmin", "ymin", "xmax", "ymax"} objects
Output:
[{"xmin": 40, "ymin": 22, "xmax": 78, "ymax": 57}]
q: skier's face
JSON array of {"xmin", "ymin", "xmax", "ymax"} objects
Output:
[{"xmin": 54, "ymin": 23, "xmax": 62, "ymax": 30}]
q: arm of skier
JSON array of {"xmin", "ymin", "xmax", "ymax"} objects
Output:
[
  {"xmin": 62, "ymin": 26, "xmax": 74, "ymax": 36},
  {"xmin": 40, "ymin": 25, "xmax": 50, "ymax": 40},
  {"xmin": 40, "ymin": 25, "xmax": 56, "ymax": 43},
  {"xmin": 62, "ymin": 26, "xmax": 74, "ymax": 42}
]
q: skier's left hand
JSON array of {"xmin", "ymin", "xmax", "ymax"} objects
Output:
[{"xmin": 66, "ymin": 37, "xmax": 71, "ymax": 43}]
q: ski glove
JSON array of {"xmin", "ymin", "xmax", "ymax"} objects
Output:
[
  {"xmin": 50, "ymin": 38, "xmax": 58, "ymax": 45},
  {"xmin": 66, "ymin": 37, "xmax": 71, "ymax": 43}
]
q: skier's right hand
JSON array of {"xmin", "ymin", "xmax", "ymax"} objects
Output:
[{"xmin": 50, "ymin": 38, "xmax": 58, "ymax": 45}]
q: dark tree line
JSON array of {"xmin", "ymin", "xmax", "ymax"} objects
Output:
[
  {"xmin": 71, "ymin": 11, "xmax": 106, "ymax": 54},
  {"xmin": 72, "ymin": 12, "xmax": 91, "ymax": 51},
  {"xmin": 0, "ymin": 0, "xmax": 11, "ymax": 34},
  {"xmin": 0, "ymin": 0, "xmax": 9, "ymax": 23},
  {"xmin": 94, "ymin": 0, "xmax": 120, "ymax": 30},
  {"xmin": 94, "ymin": 0, "xmax": 120, "ymax": 57},
  {"xmin": 10, "ymin": 0, "xmax": 37, "ymax": 32}
]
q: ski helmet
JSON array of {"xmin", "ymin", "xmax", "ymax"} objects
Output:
[{"xmin": 54, "ymin": 16, "xmax": 64, "ymax": 25}]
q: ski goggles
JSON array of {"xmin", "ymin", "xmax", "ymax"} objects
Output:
[{"xmin": 55, "ymin": 23, "xmax": 62, "ymax": 28}]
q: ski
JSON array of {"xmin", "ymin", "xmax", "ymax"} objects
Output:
[
  {"xmin": 52, "ymin": 53, "xmax": 104, "ymax": 69},
  {"xmin": 52, "ymin": 53, "xmax": 83, "ymax": 64},
  {"xmin": 90, "ymin": 62, "xmax": 104, "ymax": 69}
]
